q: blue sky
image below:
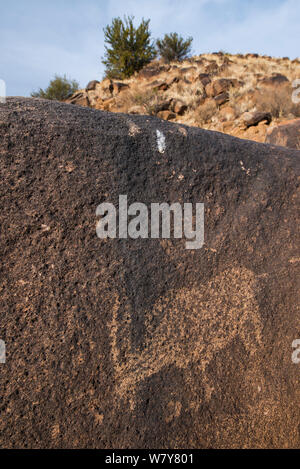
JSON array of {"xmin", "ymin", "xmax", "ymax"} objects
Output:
[{"xmin": 1, "ymin": 0, "xmax": 300, "ymax": 97}]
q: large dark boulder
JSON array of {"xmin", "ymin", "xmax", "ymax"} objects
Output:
[{"xmin": 0, "ymin": 98, "xmax": 299, "ymax": 449}]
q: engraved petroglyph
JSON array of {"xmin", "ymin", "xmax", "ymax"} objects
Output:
[
  {"xmin": 128, "ymin": 121, "xmax": 141, "ymax": 137},
  {"xmin": 109, "ymin": 267, "xmax": 263, "ymax": 408},
  {"xmin": 165, "ymin": 401, "xmax": 182, "ymax": 423},
  {"xmin": 177, "ymin": 126, "xmax": 188, "ymax": 137},
  {"xmin": 51, "ymin": 424, "xmax": 60, "ymax": 442}
]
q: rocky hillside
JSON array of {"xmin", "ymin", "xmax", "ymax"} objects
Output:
[
  {"xmin": 0, "ymin": 98, "xmax": 299, "ymax": 448},
  {"xmin": 67, "ymin": 52, "xmax": 300, "ymax": 146}
]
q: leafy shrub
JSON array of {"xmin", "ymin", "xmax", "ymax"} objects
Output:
[
  {"xmin": 156, "ymin": 33, "xmax": 193, "ymax": 63},
  {"xmin": 31, "ymin": 75, "xmax": 79, "ymax": 101},
  {"xmin": 102, "ymin": 16, "xmax": 156, "ymax": 79}
]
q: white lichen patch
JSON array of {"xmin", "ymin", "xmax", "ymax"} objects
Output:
[{"xmin": 156, "ymin": 129, "xmax": 166, "ymax": 154}]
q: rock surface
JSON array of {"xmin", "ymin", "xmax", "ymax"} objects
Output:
[
  {"xmin": 265, "ymin": 118, "xmax": 300, "ymax": 149},
  {"xmin": 258, "ymin": 73, "xmax": 289, "ymax": 88},
  {"xmin": 242, "ymin": 111, "xmax": 272, "ymax": 128},
  {"xmin": 0, "ymin": 98, "xmax": 299, "ymax": 449},
  {"xmin": 86, "ymin": 80, "xmax": 100, "ymax": 92},
  {"xmin": 205, "ymin": 78, "xmax": 240, "ymax": 98}
]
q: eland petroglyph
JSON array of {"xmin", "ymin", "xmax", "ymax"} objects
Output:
[{"xmin": 109, "ymin": 267, "xmax": 263, "ymax": 408}]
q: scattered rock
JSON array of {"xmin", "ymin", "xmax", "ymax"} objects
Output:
[
  {"xmin": 179, "ymin": 66, "xmax": 197, "ymax": 74},
  {"xmin": 101, "ymin": 97, "xmax": 116, "ymax": 111},
  {"xmin": 205, "ymin": 61, "xmax": 219, "ymax": 74},
  {"xmin": 63, "ymin": 54, "xmax": 300, "ymax": 147},
  {"xmin": 155, "ymin": 99, "xmax": 173, "ymax": 113},
  {"xmin": 198, "ymin": 73, "xmax": 211, "ymax": 86},
  {"xmin": 259, "ymin": 74, "xmax": 289, "ymax": 88},
  {"xmin": 194, "ymin": 58, "xmax": 205, "ymax": 65},
  {"xmin": 128, "ymin": 105, "xmax": 145, "ymax": 115},
  {"xmin": 149, "ymin": 76, "xmax": 180, "ymax": 92},
  {"xmin": 66, "ymin": 91, "xmax": 89, "ymax": 107},
  {"xmin": 242, "ymin": 111, "xmax": 272, "ymax": 128},
  {"xmin": 87, "ymin": 90, "xmax": 101, "ymax": 107},
  {"xmin": 265, "ymin": 118, "xmax": 300, "ymax": 149},
  {"xmin": 219, "ymin": 105, "xmax": 236, "ymax": 121},
  {"xmin": 112, "ymin": 82, "xmax": 129, "ymax": 95},
  {"xmin": 223, "ymin": 56, "xmax": 233, "ymax": 65},
  {"xmin": 157, "ymin": 110, "xmax": 176, "ymax": 120},
  {"xmin": 86, "ymin": 80, "xmax": 100, "ymax": 91},
  {"xmin": 94, "ymin": 79, "xmax": 113, "ymax": 101},
  {"xmin": 149, "ymin": 80, "xmax": 169, "ymax": 92},
  {"xmin": 138, "ymin": 63, "xmax": 170, "ymax": 79},
  {"xmin": 214, "ymin": 92, "xmax": 229, "ymax": 106},
  {"xmin": 172, "ymin": 100, "xmax": 188, "ymax": 115},
  {"xmin": 205, "ymin": 78, "xmax": 240, "ymax": 98}
]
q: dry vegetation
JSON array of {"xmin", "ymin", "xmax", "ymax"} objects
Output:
[{"xmin": 67, "ymin": 52, "xmax": 300, "ymax": 143}]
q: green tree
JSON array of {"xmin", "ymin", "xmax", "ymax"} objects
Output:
[
  {"xmin": 102, "ymin": 16, "xmax": 156, "ymax": 79},
  {"xmin": 31, "ymin": 75, "xmax": 79, "ymax": 101},
  {"xmin": 156, "ymin": 33, "xmax": 193, "ymax": 63}
]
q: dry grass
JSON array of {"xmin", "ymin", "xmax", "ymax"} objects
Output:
[
  {"xmin": 80, "ymin": 52, "xmax": 300, "ymax": 140},
  {"xmin": 165, "ymin": 80, "xmax": 205, "ymax": 110},
  {"xmin": 118, "ymin": 86, "xmax": 165, "ymax": 116},
  {"xmin": 193, "ymin": 99, "xmax": 217, "ymax": 125},
  {"xmin": 131, "ymin": 89, "xmax": 160, "ymax": 115},
  {"xmin": 254, "ymin": 86, "xmax": 300, "ymax": 118},
  {"xmin": 127, "ymin": 54, "xmax": 300, "ymax": 124}
]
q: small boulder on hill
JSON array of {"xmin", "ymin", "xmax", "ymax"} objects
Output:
[
  {"xmin": 148, "ymin": 76, "xmax": 180, "ymax": 92},
  {"xmin": 0, "ymin": 98, "xmax": 299, "ymax": 449},
  {"xmin": 138, "ymin": 62, "xmax": 170, "ymax": 79},
  {"xmin": 259, "ymin": 73, "xmax": 289, "ymax": 88},
  {"xmin": 171, "ymin": 100, "xmax": 188, "ymax": 115},
  {"xmin": 86, "ymin": 80, "xmax": 100, "ymax": 91},
  {"xmin": 66, "ymin": 91, "xmax": 89, "ymax": 107},
  {"xmin": 265, "ymin": 118, "xmax": 300, "ymax": 149},
  {"xmin": 157, "ymin": 110, "xmax": 176, "ymax": 120},
  {"xmin": 205, "ymin": 78, "xmax": 241, "ymax": 98},
  {"xmin": 242, "ymin": 111, "xmax": 272, "ymax": 128},
  {"xmin": 204, "ymin": 61, "xmax": 219, "ymax": 74},
  {"xmin": 95, "ymin": 78, "xmax": 114, "ymax": 100},
  {"xmin": 112, "ymin": 82, "xmax": 129, "ymax": 95},
  {"xmin": 214, "ymin": 91, "xmax": 229, "ymax": 106},
  {"xmin": 197, "ymin": 73, "xmax": 211, "ymax": 86}
]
